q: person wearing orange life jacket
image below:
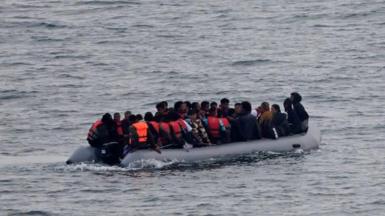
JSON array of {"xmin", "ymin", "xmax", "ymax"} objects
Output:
[
  {"xmin": 126, "ymin": 114, "xmax": 159, "ymax": 154},
  {"xmin": 206, "ymin": 107, "xmax": 231, "ymax": 144},
  {"xmin": 167, "ymin": 111, "xmax": 186, "ymax": 148},
  {"xmin": 144, "ymin": 112, "xmax": 161, "ymax": 147}
]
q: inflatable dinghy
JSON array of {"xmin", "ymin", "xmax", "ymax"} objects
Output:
[{"xmin": 67, "ymin": 122, "xmax": 320, "ymax": 167}]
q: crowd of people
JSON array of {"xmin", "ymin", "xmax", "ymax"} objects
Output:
[{"xmin": 87, "ymin": 92, "xmax": 309, "ymax": 164}]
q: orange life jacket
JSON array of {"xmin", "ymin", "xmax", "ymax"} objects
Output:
[
  {"xmin": 177, "ymin": 119, "xmax": 187, "ymax": 131},
  {"xmin": 207, "ymin": 116, "xmax": 220, "ymax": 138},
  {"xmin": 115, "ymin": 120, "xmax": 123, "ymax": 136},
  {"xmin": 87, "ymin": 119, "xmax": 103, "ymax": 139},
  {"xmin": 131, "ymin": 121, "xmax": 148, "ymax": 144},
  {"xmin": 159, "ymin": 122, "xmax": 171, "ymax": 145},
  {"xmin": 169, "ymin": 121, "xmax": 182, "ymax": 139},
  {"xmin": 148, "ymin": 121, "xmax": 160, "ymax": 135}
]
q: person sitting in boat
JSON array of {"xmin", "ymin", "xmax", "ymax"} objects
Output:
[
  {"xmin": 145, "ymin": 112, "xmax": 162, "ymax": 148},
  {"xmin": 191, "ymin": 102, "xmax": 200, "ymax": 112},
  {"xmin": 158, "ymin": 115, "xmax": 173, "ymax": 148},
  {"xmin": 87, "ymin": 113, "xmax": 119, "ymax": 147},
  {"xmin": 283, "ymin": 98, "xmax": 302, "ymax": 134},
  {"xmin": 126, "ymin": 114, "xmax": 160, "ymax": 153},
  {"xmin": 271, "ymin": 104, "xmax": 290, "ymax": 138},
  {"xmin": 185, "ymin": 109, "xmax": 211, "ymax": 146},
  {"xmin": 121, "ymin": 111, "xmax": 132, "ymax": 135},
  {"xmin": 155, "ymin": 102, "xmax": 168, "ymax": 121},
  {"xmin": 113, "ymin": 112, "xmax": 124, "ymax": 143},
  {"xmin": 210, "ymin": 101, "xmax": 218, "ymax": 112},
  {"xmin": 290, "ymin": 92, "xmax": 309, "ymax": 132},
  {"xmin": 234, "ymin": 102, "xmax": 242, "ymax": 118},
  {"xmin": 206, "ymin": 107, "xmax": 231, "ymax": 144},
  {"xmin": 218, "ymin": 98, "xmax": 230, "ymax": 117},
  {"xmin": 167, "ymin": 111, "xmax": 187, "ymax": 148},
  {"xmin": 174, "ymin": 101, "xmax": 188, "ymax": 119},
  {"xmin": 233, "ymin": 101, "xmax": 261, "ymax": 141},
  {"xmin": 258, "ymin": 102, "xmax": 274, "ymax": 138},
  {"xmin": 200, "ymin": 101, "xmax": 210, "ymax": 117}
]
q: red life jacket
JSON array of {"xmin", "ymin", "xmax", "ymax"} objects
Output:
[
  {"xmin": 87, "ymin": 119, "xmax": 103, "ymax": 140},
  {"xmin": 159, "ymin": 122, "xmax": 171, "ymax": 145},
  {"xmin": 115, "ymin": 120, "xmax": 123, "ymax": 136},
  {"xmin": 148, "ymin": 121, "xmax": 160, "ymax": 135},
  {"xmin": 207, "ymin": 116, "xmax": 220, "ymax": 138},
  {"xmin": 221, "ymin": 118, "xmax": 230, "ymax": 128},
  {"xmin": 169, "ymin": 121, "xmax": 182, "ymax": 139},
  {"xmin": 177, "ymin": 119, "xmax": 187, "ymax": 131},
  {"xmin": 131, "ymin": 121, "xmax": 148, "ymax": 144}
]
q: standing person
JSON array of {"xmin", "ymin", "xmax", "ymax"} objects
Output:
[
  {"xmin": 219, "ymin": 98, "xmax": 230, "ymax": 117},
  {"xmin": 233, "ymin": 101, "xmax": 261, "ymax": 141},
  {"xmin": 258, "ymin": 102, "xmax": 273, "ymax": 138},
  {"xmin": 284, "ymin": 98, "xmax": 302, "ymax": 134},
  {"xmin": 290, "ymin": 92, "xmax": 309, "ymax": 132},
  {"xmin": 271, "ymin": 104, "xmax": 290, "ymax": 138}
]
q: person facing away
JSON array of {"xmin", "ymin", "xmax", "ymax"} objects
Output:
[
  {"xmin": 167, "ymin": 111, "xmax": 186, "ymax": 148},
  {"xmin": 219, "ymin": 98, "xmax": 230, "ymax": 117},
  {"xmin": 145, "ymin": 112, "xmax": 161, "ymax": 147},
  {"xmin": 258, "ymin": 102, "xmax": 273, "ymax": 138},
  {"xmin": 283, "ymin": 98, "xmax": 302, "ymax": 134},
  {"xmin": 155, "ymin": 102, "xmax": 168, "ymax": 121},
  {"xmin": 185, "ymin": 109, "xmax": 211, "ymax": 146},
  {"xmin": 233, "ymin": 101, "xmax": 261, "ymax": 141},
  {"xmin": 271, "ymin": 104, "xmax": 290, "ymax": 138},
  {"xmin": 87, "ymin": 113, "xmax": 119, "ymax": 147},
  {"xmin": 127, "ymin": 114, "xmax": 158, "ymax": 152},
  {"xmin": 290, "ymin": 92, "xmax": 309, "ymax": 132}
]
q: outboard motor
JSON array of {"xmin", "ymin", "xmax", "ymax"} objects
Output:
[{"xmin": 96, "ymin": 142, "xmax": 122, "ymax": 165}]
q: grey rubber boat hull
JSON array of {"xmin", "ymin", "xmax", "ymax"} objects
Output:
[{"xmin": 67, "ymin": 122, "xmax": 320, "ymax": 167}]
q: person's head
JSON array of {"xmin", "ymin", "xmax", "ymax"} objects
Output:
[
  {"xmin": 156, "ymin": 102, "xmax": 166, "ymax": 113},
  {"xmin": 241, "ymin": 101, "xmax": 252, "ymax": 114},
  {"xmin": 102, "ymin": 113, "xmax": 114, "ymax": 126},
  {"xmin": 113, "ymin": 112, "xmax": 121, "ymax": 122},
  {"xmin": 144, "ymin": 112, "xmax": 154, "ymax": 121},
  {"xmin": 209, "ymin": 106, "xmax": 218, "ymax": 117},
  {"xmin": 271, "ymin": 104, "xmax": 281, "ymax": 113},
  {"xmin": 290, "ymin": 92, "xmax": 302, "ymax": 104},
  {"xmin": 124, "ymin": 111, "xmax": 131, "ymax": 119},
  {"xmin": 220, "ymin": 98, "xmax": 230, "ymax": 109},
  {"xmin": 201, "ymin": 101, "xmax": 209, "ymax": 111},
  {"xmin": 234, "ymin": 103, "xmax": 241, "ymax": 114},
  {"xmin": 161, "ymin": 101, "xmax": 168, "ymax": 109},
  {"xmin": 174, "ymin": 101, "xmax": 184, "ymax": 112},
  {"xmin": 180, "ymin": 102, "xmax": 188, "ymax": 114},
  {"xmin": 191, "ymin": 102, "xmax": 200, "ymax": 112},
  {"xmin": 210, "ymin": 101, "xmax": 218, "ymax": 110},
  {"xmin": 261, "ymin": 102, "xmax": 270, "ymax": 112},
  {"xmin": 184, "ymin": 101, "xmax": 191, "ymax": 110},
  {"xmin": 129, "ymin": 114, "xmax": 137, "ymax": 123},
  {"xmin": 283, "ymin": 98, "xmax": 293, "ymax": 111},
  {"xmin": 136, "ymin": 114, "xmax": 143, "ymax": 121},
  {"xmin": 187, "ymin": 109, "xmax": 198, "ymax": 121},
  {"xmin": 228, "ymin": 108, "xmax": 235, "ymax": 118}
]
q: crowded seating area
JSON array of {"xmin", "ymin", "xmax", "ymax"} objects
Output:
[{"xmin": 86, "ymin": 92, "xmax": 309, "ymax": 164}]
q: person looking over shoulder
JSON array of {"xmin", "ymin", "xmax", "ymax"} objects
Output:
[
  {"xmin": 271, "ymin": 104, "xmax": 290, "ymax": 138},
  {"xmin": 258, "ymin": 102, "xmax": 273, "ymax": 138},
  {"xmin": 234, "ymin": 101, "xmax": 261, "ymax": 141},
  {"xmin": 290, "ymin": 92, "xmax": 309, "ymax": 132},
  {"xmin": 284, "ymin": 98, "xmax": 302, "ymax": 134}
]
